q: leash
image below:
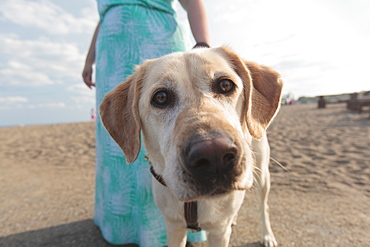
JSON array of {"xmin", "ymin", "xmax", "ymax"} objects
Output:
[{"xmin": 149, "ymin": 165, "xmax": 202, "ymax": 232}]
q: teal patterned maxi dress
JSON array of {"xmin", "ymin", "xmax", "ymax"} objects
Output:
[{"xmin": 95, "ymin": 0, "xmax": 206, "ymax": 245}]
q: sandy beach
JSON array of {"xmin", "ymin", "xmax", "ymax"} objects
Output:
[{"xmin": 0, "ymin": 103, "xmax": 369, "ymax": 247}]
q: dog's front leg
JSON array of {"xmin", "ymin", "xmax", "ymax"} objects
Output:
[
  {"xmin": 255, "ymin": 168, "xmax": 277, "ymax": 247},
  {"xmin": 253, "ymin": 136, "xmax": 278, "ymax": 247},
  {"xmin": 165, "ymin": 220, "xmax": 187, "ymax": 247},
  {"xmin": 152, "ymin": 181, "xmax": 188, "ymax": 246},
  {"xmin": 207, "ymin": 223, "xmax": 232, "ymax": 247}
]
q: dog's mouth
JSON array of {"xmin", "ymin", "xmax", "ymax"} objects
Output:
[
  {"xmin": 181, "ymin": 164, "xmax": 244, "ymax": 199},
  {"xmin": 178, "ymin": 183, "xmax": 250, "ymax": 202},
  {"xmin": 167, "ymin": 128, "xmax": 254, "ymax": 202},
  {"xmin": 171, "ymin": 155, "xmax": 252, "ymax": 201},
  {"xmin": 210, "ymin": 184, "xmax": 250, "ymax": 196},
  {"xmin": 179, "ymin": 164, "xmax": 250, "ymax": 201},
  {"xmin": 176, "ymin": 132, "xmax": 251, "ymax": 200},
  {"xmin": 211, "ymin": 187, "xmax": 228, "ymax": 195}
]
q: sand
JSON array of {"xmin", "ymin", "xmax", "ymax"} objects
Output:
[{"xmin": 0, "ymin": 103, "xmax": 369, "ymax": 247}]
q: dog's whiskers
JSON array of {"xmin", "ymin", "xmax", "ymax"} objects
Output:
[
  {"xmin": 252, "ymin": 150, "xmax": 289, "ymax": 172},
  {"xmin": 269, "ymin": 156, "xmax": 289, "ymax": 172}
]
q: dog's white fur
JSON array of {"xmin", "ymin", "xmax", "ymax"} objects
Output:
[{"xmin": 100, "ymin": 46, "xmax": 283, "ymax": 247}]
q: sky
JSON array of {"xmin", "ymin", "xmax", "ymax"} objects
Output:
[{"xmin": 0, "ymin": 0, "xmax": 369, "ymax": 126}]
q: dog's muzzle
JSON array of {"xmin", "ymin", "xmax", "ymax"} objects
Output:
[
  {"xmin": 183, "ymin": 133, "xmax": 243, "ymax": 195},
  {"xmin": 186, "ymin": 135, "xmax": 238, "ymax": 174}
]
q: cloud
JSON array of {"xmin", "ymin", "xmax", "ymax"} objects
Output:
[
  {"xmin": 0, "ymin": 96, "xmax": 28, "ymax": 103},
  {"xmin": 0, "ymin": 96, "xmax": 28, "ymax": 110},
  {"xmin": 0, "ymin": 0, "xmax": 96, "ymax": 35},
  {"xmin": 68, "ymin": 83, "xmax": 95, "ymax": 96},
  {"xmin": 68, "ymin": 83, "xmax": 95, "ymax": 104},
  {"xmin": 71, "ymin": 96, "xmax": 95, "ymax": 105},
  {"xmin": 0, "ymin": 60, "xmax": 55, "ymax": 86},
  {"xmin": 0, "ymin": 96, "xmax": 67, "ymax": 110},
  {"xmin": 0, "ymin": 35, "xmax": 85, "ymax": 86},
  {"xmin": 26, "ymin": 102, "xmax": 66, "ymax": 109}
]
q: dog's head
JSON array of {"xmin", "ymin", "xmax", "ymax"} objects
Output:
[{"xmin": 100, "ymin": 46, "xmax": 283, "ymax": 201}]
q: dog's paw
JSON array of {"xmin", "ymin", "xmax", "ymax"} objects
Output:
[{"xmin": 261, "ymin": 234, "xmax": 278, "ymax": 247}]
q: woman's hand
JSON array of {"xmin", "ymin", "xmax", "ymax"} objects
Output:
[
  {"xmin": 82, "ymin": 23, "xmax": 100, "ymax": 89},
  {"xmin": 82, "ymin": 64, "xmax": 95, "ymax": 89}
]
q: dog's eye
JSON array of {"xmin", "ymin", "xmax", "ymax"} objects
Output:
[
  {"xmin": 218, "ymin": 79, "xmax": 235, "ymax": 94},
  {"xmin": 151, "ymin": 90, "xmax": 171, "ymax": 108}
]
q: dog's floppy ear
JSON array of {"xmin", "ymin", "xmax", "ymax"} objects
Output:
[
  {"xmin": 215, "ymin": 46, "xmax": 283, "ymax": 139},
  {"xmin": 244, "ymin": 61, "xmax": 283, "ymax": 138},
  {"xmin": 99, "ymin": 65, "xmax": 145, "ymax": 164}
]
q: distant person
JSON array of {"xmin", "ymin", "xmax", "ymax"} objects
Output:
[
  {"xmin": 318, "ymin": 96, "xmax": 326, "ymax": 108},
  {"xmin": 82, "ymin": 0, "xmax": 210, "ymax": 246},
  {"xmin": 90, "ymin": 108, "xmax": 96, "ymax": 121}
]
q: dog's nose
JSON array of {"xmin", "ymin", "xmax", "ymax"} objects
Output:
[{"xmin": 186, "ymin": 136, "xmax": 239, "ymax": 174}]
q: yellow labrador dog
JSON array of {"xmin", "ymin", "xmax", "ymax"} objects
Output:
[{"xmin": 100, "ymin": 46, "xmax": 283, "ymax": 247}]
